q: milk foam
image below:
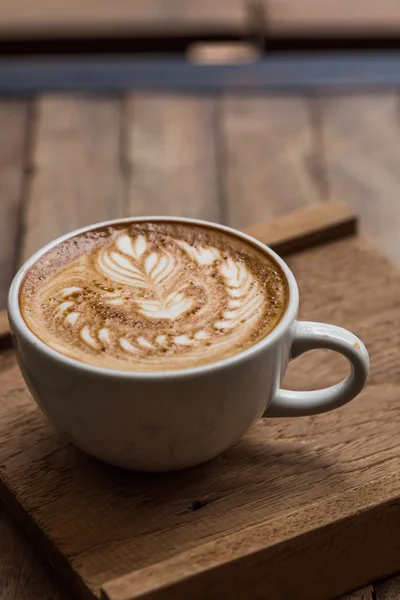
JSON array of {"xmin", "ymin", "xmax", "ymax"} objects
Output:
[{"xmin": 20, "ymin": 223, "xmax": 287, "ymax": 371}]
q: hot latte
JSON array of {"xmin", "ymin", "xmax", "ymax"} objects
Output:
[{"xmin": 20, "ymin": 221, "xmax": 288, "ymax": 371}]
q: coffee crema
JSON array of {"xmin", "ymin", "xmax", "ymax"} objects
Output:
[{"xmin": 20, "ymin": 222, "xmax": 288, "ymax": 371}]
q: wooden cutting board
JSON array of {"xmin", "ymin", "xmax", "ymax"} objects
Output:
[{"xmin": 1, "ymin": 201, "xmax": 400, "ymax": 600}]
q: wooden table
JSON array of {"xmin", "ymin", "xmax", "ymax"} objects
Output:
[
  {"xmin": 2, "ymin": 0, "xmax": 400, "ymax": 46},
  {"xmin": 1, "ymin": 91, "xmax": 400, "ymax": 599}
]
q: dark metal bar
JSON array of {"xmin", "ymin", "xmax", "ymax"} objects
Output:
[{"xmin": 1, "ymin": 53, "xmax": 400, "ymax": 95}]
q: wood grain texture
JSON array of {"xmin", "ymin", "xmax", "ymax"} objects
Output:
[
  {"xmin": 375, "ymin": 575, "xmax": 400, "ymax": 599},
  {"xmin": 102, "ymin": 472, "xmax": 400, "ymax": 600},
  {"xmin": 126, "ymin": 94, "xmax": 220, "ymax": 221},
  {"xmin": 1, "ymin": 233, "xmax": 400, "ymax": 600},
  {"xmin": 0, "ymin": 0, "xmax": 247, "ymax": 39},
  {"xmin": 266, "ymin": 0, "xmax": 400, "ymax": 35},
  {"xmin": 0, "ymin": 503, "xmax": 68, "ymax": 600},
  {"xmin": 0, "ymin": 101, "xmax": 28, "ymax": 308},
  {"xmin": 20, "ymin": 96, "xmax": 124, "ymax": 265},
  {"xmin": 340, "ymin": 588, "xmax": 374, "ymax": 600},
  {"xmin": 221, "ymin": 95, "xmax": 324, "ymax": 229},
  {"xmin": 318, "ymin": 93, "xmax": 400, "ymax": 268},
  {"xmin": 245, "ymin": 199, "xmax": 356, "ymax": 255}
]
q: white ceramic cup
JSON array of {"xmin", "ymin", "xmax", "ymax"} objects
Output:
[{"xmin": 8, "ymin": 217, "xmax": 369, "ymax": 472}]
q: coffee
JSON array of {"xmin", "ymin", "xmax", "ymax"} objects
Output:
[{"xmin": 20, "ymin": 221, "xmax": 288, "ymax": 371}]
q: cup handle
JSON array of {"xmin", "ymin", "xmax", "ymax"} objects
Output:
[{"xmin": 264, "ymin": 321, "xmax": 370, "ymax": 417}]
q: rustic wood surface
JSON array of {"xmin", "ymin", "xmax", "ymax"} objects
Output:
[
  {"xmin": 126, "ymin": 94, "xmax": 220, "ymax": 221},
  {"xmin": 20, "ymin": 96, "xmax": 125, "ymax": 265},
  {"xmin": 101, "ymin": 472, "xmax": 400, "ymax": 600},
  {"xmin": 0, "ymin": 101, "xmax": 29, "ymax": 307},
  {"xmin": 3, "ymin": 0, "xmax": 400, "ymax": 43},
  {"xmin": 101, "ymin": 231, "xmax": 400, "ymax": 600},
  {"xmin": 340, "ymin": 589, "xmax": 374, "ymax": 600},
  {"xmin": 266, "ymin": 0, "xmax": 400, "ymax": 36},
  {"xmin": 221, "ymin": 95, "xmax": 323, "ymax": 229},
  {"xmin": 1, "ymin": 92, "xmax": 400, "ymax": 599},
  {"xmin": 376, "ymin": 575, "xmax": 400, "ymax": 599},
  {"xmin": 318, "ymin": 93, "xmax": 400, "ymax": 269},
  {"xmin": 0, "ymin": 0, "xmax": 249, "ymax": 40},
  {"xmin": 0, "ymin": 504, "xmax": 68, "ymax": 600},
  {"xmin": 244, "ymin": 199, "xmax": 356, "ymax": 255},
  {"xmin": 2, "ymin": 208, "xmax": 400, "ymax": 599}
]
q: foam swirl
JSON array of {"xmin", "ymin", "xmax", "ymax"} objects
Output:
[
  {"xmin": 20, "ymin": 224, "xmax": 287, "ymax": 371},
  {"xmin": 96, "ymin": 234, "xmax": 193, "ymax": 320}
]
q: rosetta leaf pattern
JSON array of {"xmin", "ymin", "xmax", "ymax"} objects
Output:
[
  {"xmin": 98, "ymin": 234, "xmax": 191, "ymax": 319},
  {"xmin": 45, "ymin": 231, "xmax": 269, "ymax": 365},
  {"xmin": 215, "ymin": 258, "xmax": 264, "ymax": 331}
]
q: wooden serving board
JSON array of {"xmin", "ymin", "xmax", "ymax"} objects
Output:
[{"xmin": 1, "ymin": 201, "xmax": 400, "ymax": 600}]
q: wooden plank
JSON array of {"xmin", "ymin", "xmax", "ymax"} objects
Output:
[
  {"xmin": 126, "ymin": 94, "xmax": 220, "ymax": 221},
  {"xmin": 0, "ymin": 504, "xmax": 68, "ymax": 600},
  {"xmin": 0, "ymin": 101, "xmax": 28, "ymax": 308},
  {"xmin": 0, "ymin": 82, "xmax": 65, "ymax": 589},
  {"xmin": 340, "ymin": 587, "xmax": 375, "ymax": 600},
  {"xmin": 1, "ymin": 232, "xmax": 400, "ymax": 599},
  {"xmin": 245, "ymin": 199, "xmax": 356, "ymax": 255},
  {"xmin": 102, "ymin": 470, "xmax": 400, "ymax": 600},
  {"xmin": 20, "ymin": 96, "xmax": 124, "ymax": 265},
  {"xmin": 170, "ymin": 1, "xmax": 248, "ymax": 32},
  {"xmin": 375, "ymin": 575, "xmax": 400, "ymax": 599},
  {"xmin": 221, "ymin": 95, "xmax": 324, "ymax": 230},
  {"xmin": 266, "ymin": 0, "xmax": 400, "ymax": 36},
  {"xmin": 0, "ymin": 0, "xmax": 248, "ymax": 40},
  {"xmin": 318, "ymin": 93, "xmax": 400, "ymax": 268}
]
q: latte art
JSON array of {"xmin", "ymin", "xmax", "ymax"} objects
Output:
[{"xmin": 20, "ymin": 222, "xmax": 288, "ymax": 371}]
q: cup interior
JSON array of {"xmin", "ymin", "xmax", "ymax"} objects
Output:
[{"xmin": 8, "ymin": 216, "xmax": 299, "ymax": 379}]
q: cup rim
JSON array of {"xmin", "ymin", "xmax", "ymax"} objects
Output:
[{"xmin": 8, "ymin": 216, "xmax": 299, "ymax": 380}]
